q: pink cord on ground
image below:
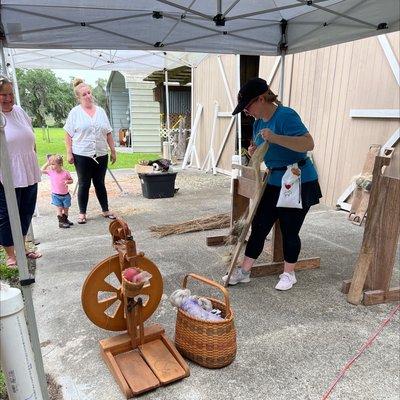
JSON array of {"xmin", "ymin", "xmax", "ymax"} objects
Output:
[{"xmin": 321, "ymin": 304, "xmax": 400, "ymax": 400}]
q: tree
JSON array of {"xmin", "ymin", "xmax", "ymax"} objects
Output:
[
  {"xmin": 92, "ymin": 78, "xmax": 109, "ymax": 116},
  {"xmin": 16, "ymin": 69, "xmax": 75, "ymax": 127}
]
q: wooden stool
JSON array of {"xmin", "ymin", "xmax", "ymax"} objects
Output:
[{"xmin": 81, "ymin": 219, "xmax": 189, "ymax": 398}]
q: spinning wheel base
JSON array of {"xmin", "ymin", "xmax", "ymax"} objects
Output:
[{"xmin": 100, "ymin": 324, "xmax": 189, "ymax": 398}]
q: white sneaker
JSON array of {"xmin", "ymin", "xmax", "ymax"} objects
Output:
[
  {"xmin": 275, "ymin": 272, "xmax": 297, "ymax": 291},
  {"xmin": 222, "ymin": 267, "xmax": 251, "ymax": 285}
]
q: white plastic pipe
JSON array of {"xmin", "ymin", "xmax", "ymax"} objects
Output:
[{"xmin": 0, "ymin": 284, "xmax": 43, "ymax": 400}]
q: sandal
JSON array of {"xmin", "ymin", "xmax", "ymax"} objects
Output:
[
  {"xmin": 102, "ymin": 213, "xmax": 116, "ymax": 220},
  {"xmin": 6, "ymin": 257, "xmax": 18, "ymax": 269},
  {"xmin": 25, "ymin": 251, "xmax": 42, "ymax": 260},
  {"xmin": 77, "ymin": 216, "xmax": 87, "ymax": 224}
]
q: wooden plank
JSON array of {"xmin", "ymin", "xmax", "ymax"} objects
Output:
[
  {"xmin": 237, "ymin": 176, "xmax": 257, "ymax": 199},
  {"xmin": 139, "ymin": 339, "xmax": 186, "ymax": 384},
  {"xmin": 347, "ymin": 252, "xmax": 374, "ymax": 305},
  {"xmin": 101, "ymin": 350, "xmax": 133, "ymax": 399},
  {"xmin": 272, "ymin": 222, "xmax": 284, "ymax": 262},
  {"xmin": 349, "ymin": 109, "xmax": 400, "ymax": 118},
  {"xmin": 99, "ymin": 325, "xmax": 165, "ymax": 353},
  {"xmin": 231, "ymin": 178, "xmax": 249, "ymax": 226},
  {"xmin": 206, "ymin": 235, "xmax": 228, "ymax": 247},
  {"xmin": 160, "ymin": 334, "xmax": 190, "ymax": 377},
  {"xmin": 115, "ymin": 350, "xmax": 160, "ymax": 395},
  {"xmin": 365, "ymin": 176, "xmax": 400, "ymax": 291},
  {"xmin": 363, "ymin": 288, "xmax": 400, "ymax": 306},
  {"xmin": 250, "ymin": 257, "xmax": 320, "ymax": 277},
  {"xmin": 341, "ymin": 279, "xmax": 352, "ymax": 294},
  {"xmin": 348, "ymin": 144, "xmax": 381, "ymax": 223}
]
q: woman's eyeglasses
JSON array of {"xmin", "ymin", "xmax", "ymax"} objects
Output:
[{"xmin": 243, "ymin": 97, "xmax": 258, "ymax": 113}]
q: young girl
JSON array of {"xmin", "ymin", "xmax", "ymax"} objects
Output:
[{"xmin": 41, "ymin": 155, "xmax": 74, "ymax": 228}]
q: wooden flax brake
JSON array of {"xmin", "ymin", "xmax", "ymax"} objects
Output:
[
  {"xmin": 223, "ymin": 142, "xmax": 270, "ymax": 286},
  {"xmin": 220, "ymin": 143, "xmax": 320, "ymax": 287},
  {"xmin": 342, "ymin": 147, "xmax": 400, "ymax": 306}
]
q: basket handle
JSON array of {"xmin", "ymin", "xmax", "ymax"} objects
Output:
[{"xmin": 182, "ymin": 273, "xmax": 231, "ymax": 318}]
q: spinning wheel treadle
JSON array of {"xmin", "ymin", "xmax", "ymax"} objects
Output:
[{"xmin": 81, "ymin": 254, "xmax": 163, "ymax": 331}]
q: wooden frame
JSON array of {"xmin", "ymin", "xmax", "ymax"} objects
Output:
[
  {"xmin": 342, "ymin": 151, "xmax": 400, "ymax": 305},
  {"xmin": 207, "ymin": 164, "xmax": 320, "ymax": 277}
]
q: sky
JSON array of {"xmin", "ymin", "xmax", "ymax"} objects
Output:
[{"xmin": 52, "ymin": 69, "xmax": 110, "ymax": 86}]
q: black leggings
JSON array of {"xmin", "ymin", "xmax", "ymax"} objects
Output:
[
  {"xmin": 0, "ymin": 183, "xmax": 37, "ymax": 247},
  {"xmin": 245, "ymin": 184, "xmax": 310, "ymax": 264},
  {"xmin": 73, "ymin": 154, "xmax": 109, "ymax": 214}
]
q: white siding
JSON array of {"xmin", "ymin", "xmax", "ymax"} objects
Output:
[
  {"xmin": 124, "ymin": 75, "xmax": 161, "ymax": 153},
  {"xmin": 108, "ymin": 72, "xmax": 129, "ymax": 142}
]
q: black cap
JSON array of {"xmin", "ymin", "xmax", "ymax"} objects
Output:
[{"xmin": 232, "ymin": 77, "xmax": 269, "ymax": 115}]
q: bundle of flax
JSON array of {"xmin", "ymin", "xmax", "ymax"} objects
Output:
[{"xmin": 149, "ymin": 213, "xmax": 230, "ymax": 238}]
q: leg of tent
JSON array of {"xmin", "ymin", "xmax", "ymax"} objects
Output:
[
  {"xmin": 279, "ymin": 50, "xmax": 286, "ymax": 102},
  {"xmin": 164, "ymin": 69, "xmax": 171, "ymax": 159},
  {"xmin": 8, "ymin": 50, "xmax": 21, "ymax": 106},
  {"xmin": 1, "ymin": 42, "xmax": 49, "ymax": 400},
  {"xmin": 236, "ymin": 54, "xmax": 242, "ymax": 165}
]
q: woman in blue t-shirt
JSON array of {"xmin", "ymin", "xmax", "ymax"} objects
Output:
[{"xmin": 223, "ymin": 77, "xmax": 322, "ymax": 290}]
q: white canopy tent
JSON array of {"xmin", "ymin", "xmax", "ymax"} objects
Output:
[
  {"xmin": 0, "ymin": 1, "xmax": 399, "ymax": 399},
  {"xmin": 1, "ymin": 0, "xmax": 399, "ymax": 55},
  {"xmin": 6, "ymin": 48, "xmax": 207, "ymax": 73}
]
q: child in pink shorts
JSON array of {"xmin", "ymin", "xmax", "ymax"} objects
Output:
[{"xmin": 41, "ymin": 155, "xmax": 73, "ymax": 228}]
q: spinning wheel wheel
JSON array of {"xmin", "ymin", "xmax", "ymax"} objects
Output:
[{"xmin": 81, "ymin": 254, "xmax": 163, "ymax": 331}]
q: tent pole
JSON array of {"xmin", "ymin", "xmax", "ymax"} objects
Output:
[
  {"xmin": 0, "ymin": 43, "xmax": 7, "ymax": 76},
  {"xmin": 8, "ymin": 50, "xmax": 21, "ymax": 106},
  {"xmin": 0, "ymin": 42, "xmax": 49, "ymax": 400},
  {"xmin": 236, "ymin": 54, "xmax": 242, "ymax": 165},
  {"xmin": 279, "ymin": 19, "xmax": 288, "ymax": 102},
  {"xmin": 164, "ymin": 68, "xmax": 171, "ymax": 158},
  {"xmin": 279, "ymin": 50, "xmax": 286, "ymax": 102},
  {"xmin": 190, "ymin": 66, "xmax": 194, "ymax": 131}
]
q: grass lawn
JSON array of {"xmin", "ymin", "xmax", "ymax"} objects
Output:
[{"xmin": 34, "ymin": 128, "xmax": 161, "ymax": 172}]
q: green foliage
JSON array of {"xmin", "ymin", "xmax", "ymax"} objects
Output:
[
  {"xmin": 0, "ymin": 264, "xmax": 19, "ymax": 282},
  {"xmin": 92, "ymin": 78, "xmax": 109, "ymax": 116},
  {"xmin": 0, "ymin": 247, "xmax": 18, "ymax": 282},
  {"xmin": 0, "ymin": 371, "xmax": 7, "ymax": 400},
  {"xmin": 34, "ymin": 128, "xmax": 161, "ymax": 171},
  {"xmin": 16, "ymin": 69, "xmax": 75, "ymax": 127}
]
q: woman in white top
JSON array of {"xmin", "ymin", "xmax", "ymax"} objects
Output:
[
  {"xmin": 0, "ymin": 75, "xmax": 42, "ymax": 268},
  {"xmin": 64, "ymin": 78, "xmax": 117, "ymax": 224}
]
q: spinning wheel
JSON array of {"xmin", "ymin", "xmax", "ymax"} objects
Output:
[
  {"xmin": 81, "ymin": 254, "xmax": 163, "ymax": 331},
  {"xmin": 80, "ymin": 218, "xmax": 189, "ymax": 398}
]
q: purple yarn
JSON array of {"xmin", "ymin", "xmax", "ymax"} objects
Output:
[{"xmin": 181, "ymin": 299, "xmax": 222, "ymax": 321}]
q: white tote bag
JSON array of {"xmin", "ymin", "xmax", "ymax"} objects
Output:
[{"xmin": 276, "ymin": 163, "xmax": 303, "ymax": 209}]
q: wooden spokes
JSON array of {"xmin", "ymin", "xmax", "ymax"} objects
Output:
[{"xmin": 81, "ymin": 254, "xmax": 163, "ymax": 331}]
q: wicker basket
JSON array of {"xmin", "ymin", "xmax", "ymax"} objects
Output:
[{"xmin": 174, "ymin": 273, "xmax": 236, "ymax": 368}]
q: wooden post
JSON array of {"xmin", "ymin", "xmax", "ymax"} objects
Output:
[
  {"xmin": 272, "ymin": 222, "xmax": 284, "ymax": 262},
  {"xmin": 345, "ymin": 151, "xmax": 400, "ymax": 305}
]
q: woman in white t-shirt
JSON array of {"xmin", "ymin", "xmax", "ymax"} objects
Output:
[
  {"xmin": 64, "ymin": 78, "xmax": 117, "ymax": 224},
  {"xmin": 0, "ymin": 75, "xmax": 42, "ymax": 268}
]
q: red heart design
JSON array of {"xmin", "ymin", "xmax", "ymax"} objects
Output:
[{"xmin": 285, "ymin": 184, "xmax": 291, "ymax": 189}]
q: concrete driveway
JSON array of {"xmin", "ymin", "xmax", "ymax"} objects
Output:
[{"xmin": 32, "ymin": 168, "xmax": 399, "ymax": 400}]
